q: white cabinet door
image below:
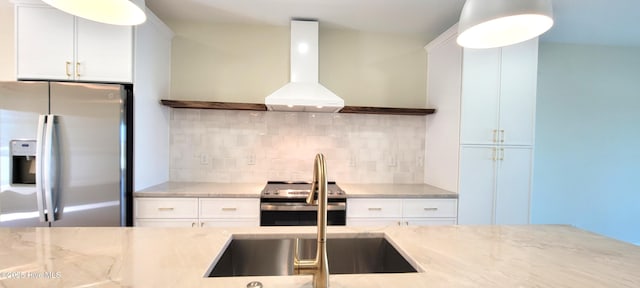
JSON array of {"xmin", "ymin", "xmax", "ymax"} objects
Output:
[
  {"xmin": 495, "ymin": 147, "xmax": 533, "ymax": 224},
  {"xmin": 16, "ymin": 6, "xmax": 74, "ymax": 80},
  {"xmin": 460, "ymin": 48, "xmax": 501, "ymax": 145},
  {"xmin": 76, "ymin": 18, "xmax": 133, "ymax": 83},
  {"xmin": 458, "ymin": 146, "xmax": 497, "ymax": 224},
  {"xmin": 499, "ymin": 39, "xmax": 538, "ymax": 146}
]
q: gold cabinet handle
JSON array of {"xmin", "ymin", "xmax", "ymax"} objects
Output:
[
  {"xmin": 221, "ymin": 207, "xmax": 237, "ymax": 211},
  {"xmin": 492, "ymin": 129, "xmax": 498, "ymax": 143},
  {"xmin": 405, "ymin": 221, "xmax": 409, "ymax": 226},
  {"xmin": 500, "ymin": 130, "xmax": 505, "ymax": 143},
  {"xmin": 492, "ymin": 147, "xmax": 497, "ymax": 161},
  {"xmin": 368, "ymin": 207, "xmax": 382, "ymax": 211},
  {"xmin": 423, "ymin": 207, "xmax": 438, "ymax": 211},
  {"xmin": 191, "ymin": 222, "xmax": 196, "ymax": 227},
  {"xmin": 397, "ymin": 221, "xmax": 401, "ymax": 226},
  {"xmin": 499, "ymin": 148, "xmax": 505, "ymax": 161},
  {"xmin": 75, "ymin": 62, "xmax": 81, "ymax": 78},
  {"xmin": 157, "ymin": 207, "xmax": 174, "ymax": 211},
  {"xmin": 65, "ymin": 61, "xmax": 71, "ymax": 77}
]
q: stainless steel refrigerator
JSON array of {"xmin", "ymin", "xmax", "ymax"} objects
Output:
[{"xmin": 0, "ymin": 81, "xmax": 132, "ymax": 227}]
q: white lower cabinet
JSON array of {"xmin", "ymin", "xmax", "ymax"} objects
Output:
[
  {"xmin": 199, "ymin": 198, "xmax": 260, "ymax": 227},
  {"xmin": 347, "ymin": 198, "xmax": 457, "ymax": 226},
  {"xmin": 134, "ymin": 197, "xmax": 259, "ymax": 227},
  {"xmin": 458, "ymin": 146, "xmax": 533, "ymax": 225}
]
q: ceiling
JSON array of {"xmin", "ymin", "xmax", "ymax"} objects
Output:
[{"xmin": 145, "ymin": 0, "xmax": 640, "ymax": 47}]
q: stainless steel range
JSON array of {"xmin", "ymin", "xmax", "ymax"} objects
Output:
[{"xmin": 260, "ymin": 181, "xmax": 346, "ymax": 226}]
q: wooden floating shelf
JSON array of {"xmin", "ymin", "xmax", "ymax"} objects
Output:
[
  {"xmin": 160, "ymin": 99, "xmax": 436, "ymax": 116},
  {"xmin": 338, "ymin": 106, "xmax": 435, "ymax": 115},
  {"xmin": 160, "ymin": 100, "xmax": 267, "ymax": 111}
]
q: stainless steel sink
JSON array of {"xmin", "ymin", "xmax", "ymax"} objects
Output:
[{"xmin": 206, "ymin": 235, "xmax": 418, "ymax": 277}]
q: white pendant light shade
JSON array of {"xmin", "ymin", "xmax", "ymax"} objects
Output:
[
  {"xmin": 42, "ymin": 0, "xmax": 147, "ymax": 26},
  {"xmin": 457, "ymin": 0, "xmax": 553, "ymax": 49}
]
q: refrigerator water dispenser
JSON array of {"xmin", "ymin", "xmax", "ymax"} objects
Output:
[{"xmin": 10, "ymin": 140, "xmax": 37, "ymax": 186}]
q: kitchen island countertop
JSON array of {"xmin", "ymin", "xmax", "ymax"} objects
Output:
[
  {"xmin": 134, "ymin": 182, "xmax": 457, "ymax": 199},
  {"xmin": 1, "ymin": 225, "xmax": 638, "ymax": 287}
]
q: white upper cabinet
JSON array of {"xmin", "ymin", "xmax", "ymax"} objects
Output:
[
  {"xmin": 460, "ymin": 48, "xmax": 501, "ymax": 145},
  {"xmin": 16, "ymin": 5, "xmax": 74, "ymax": 81},
  {"xmin": 75, "ymin": 17, "xmax": 133, "ymax": 82},
  {"xmin": 15, "ymin": 4, "xmax": 133, "ymax": 83},
  {"xmin": 460, "ymin": 39, "xmax": 538, "ymax": 146},
  {"xmin": 498, "ymin": 39, "xmax": 538, "ymax": 146}
]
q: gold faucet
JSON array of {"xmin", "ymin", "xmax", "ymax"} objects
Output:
[{"xmin": 294, "ymin": 153, "xmax": 330, "ymax": 288}]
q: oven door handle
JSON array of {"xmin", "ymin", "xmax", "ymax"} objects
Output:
[{"xmin": 260, "ymin": 202, "xmax": 346, "ymax": 211}]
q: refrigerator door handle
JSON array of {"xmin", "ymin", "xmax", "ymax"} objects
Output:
[
  {"xmin": 43, "ymin": 114, "xmax": 57, "ymax": 223},
  {"xmin": 35, "ymin": 115, "xmax": 47, "ymax": 222}
]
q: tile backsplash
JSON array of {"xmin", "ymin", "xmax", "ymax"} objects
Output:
[{"xmin": 170, "ymin": 109, "xmax": 426, "ymax": 183}]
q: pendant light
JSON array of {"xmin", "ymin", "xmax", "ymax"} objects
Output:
[
  {"xmin": 42, "ymin": 0, "xmax": 147, "ymax": 26},
  {"xmin": 457, "ymin": 0, "xmax": 553, "ymax": 49}
]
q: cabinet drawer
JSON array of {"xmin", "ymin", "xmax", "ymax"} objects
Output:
[
  {"xmin": 135, "ymin": 198, "xmax": 198, "ymax": 219},
  {"xmin": 347, "ymin": 199, "xmax": 403, "ymax": 218},
  {"xmin": 199, "ymin": 198, "xmax": 259, "ymax": 219},
  {"xmin": 402, "ymin": 199, "xmax": 457, "ymax": 218}
]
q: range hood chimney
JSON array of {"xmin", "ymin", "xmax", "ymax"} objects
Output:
[{"xmin": 265, "ymin": 20, "xmax": 344, "ymax": 112}]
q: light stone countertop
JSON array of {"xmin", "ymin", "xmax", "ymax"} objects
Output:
[
  {"xmin": 339, "ymin": 183, "xmax": 457, "ymax": 198},
  {"xmin": 134, "ymin": 182, "xmax": 264, "ymax": 198},
  {"xmin": 1, "ymin": 225, "xmax": 639, "ymax": 287},
  {"xmin": 134, "ymin": 182, "xmax": 457, "ymax": 199}
]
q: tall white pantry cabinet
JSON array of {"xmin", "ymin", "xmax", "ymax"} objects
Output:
[{"xmin": 424, "ymin": 24, "xmax": 538, "ymax": 225}]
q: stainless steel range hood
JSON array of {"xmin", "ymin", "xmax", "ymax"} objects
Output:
[{"xmin": 265, "ymin": 20, "xmax": 344, "ymax": 112}]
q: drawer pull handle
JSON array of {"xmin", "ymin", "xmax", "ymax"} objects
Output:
[
  {"xmin": 200, "ymin": 222, "xmax": 205, "ymax": 227},
  {"xmin": 368, "ymin": 208, "xmax": 382, "ymax": 211},
  {"xmin": 423, "ymin": 207, "xmax": 438, "ymax": 211},
  {"xmin": 221, "ymin": 207, "xmax": 237, "ymax": 211},
  {"xmin": 65, "ymin": 61, "xmax": 71, "ymax": 77},
  {"xmin": 191, "ymin": 222, "xmax": 196, "ymax": 227},
  {"xmin": 157, "ymin": 207, "xmax": 174, "ymax": 211}
]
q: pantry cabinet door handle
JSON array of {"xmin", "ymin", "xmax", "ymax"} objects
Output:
[
  {"xmin": 200, "ymin": 222, "xmax": 205, "ymax": 227},
  {"xmin": 397, "ymin": 221, "xmax": 401, "ymax": 226},
  {"xmin": 500, "ymin": 130, "xmax": 505, "ymax": 143},
  {"xmin": 221, "ymin": 207, "xmax": 237, "ymax": 211},
  {"xmin": 157, "ymin": 207, "xmax": 174, "ymax": 211},
  {"xmin": 405, "ymin": 221, "xmax": 409, "ymax": 226},
  {"xmin": 65, "ymin": 61, "xmax": 71, "ymax": 77},
  {"xmin": 423, "ymin": 207, "xmax": 438, "ymax": 211},
  {"xmin": 368, "ymin": 207, "xmax": 382, "ymax": 211},
  {"xmin": 75, "ymin": 62, "xmax": 81, "ymax": 77},
  {"xmin": 492, "ymin": 129, "xmax": 498, "ymax": 143},
  {"xmin": 191, "ymin": 222, "xmax": 196, "ymax": 227},
  {"xmin": 499, "ymin": 148, "xmax": 505, "ymax": 161}
]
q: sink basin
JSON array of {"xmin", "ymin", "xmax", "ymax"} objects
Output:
[{"xmin": 206, "ymin": 235, "xmax": 418, "ymax": 277}]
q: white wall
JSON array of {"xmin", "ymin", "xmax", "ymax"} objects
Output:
[
  {"xmin": 0, "ymin": 0, "xmax": 15, "ymax": 80},
  {"xmin": 170, "ymin": 109, "xmax": 426, "ymax": 184},
  {"xmin": 532, "ymin": 42, "xmax": 640, "ymax": 244},
  {"xmin": 133, "ymin": 11, "xmax": 172, "ymax": 191},
  {"xmin": 167, "ymin": 21, "xmax": 427, "ymax": 108}
]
